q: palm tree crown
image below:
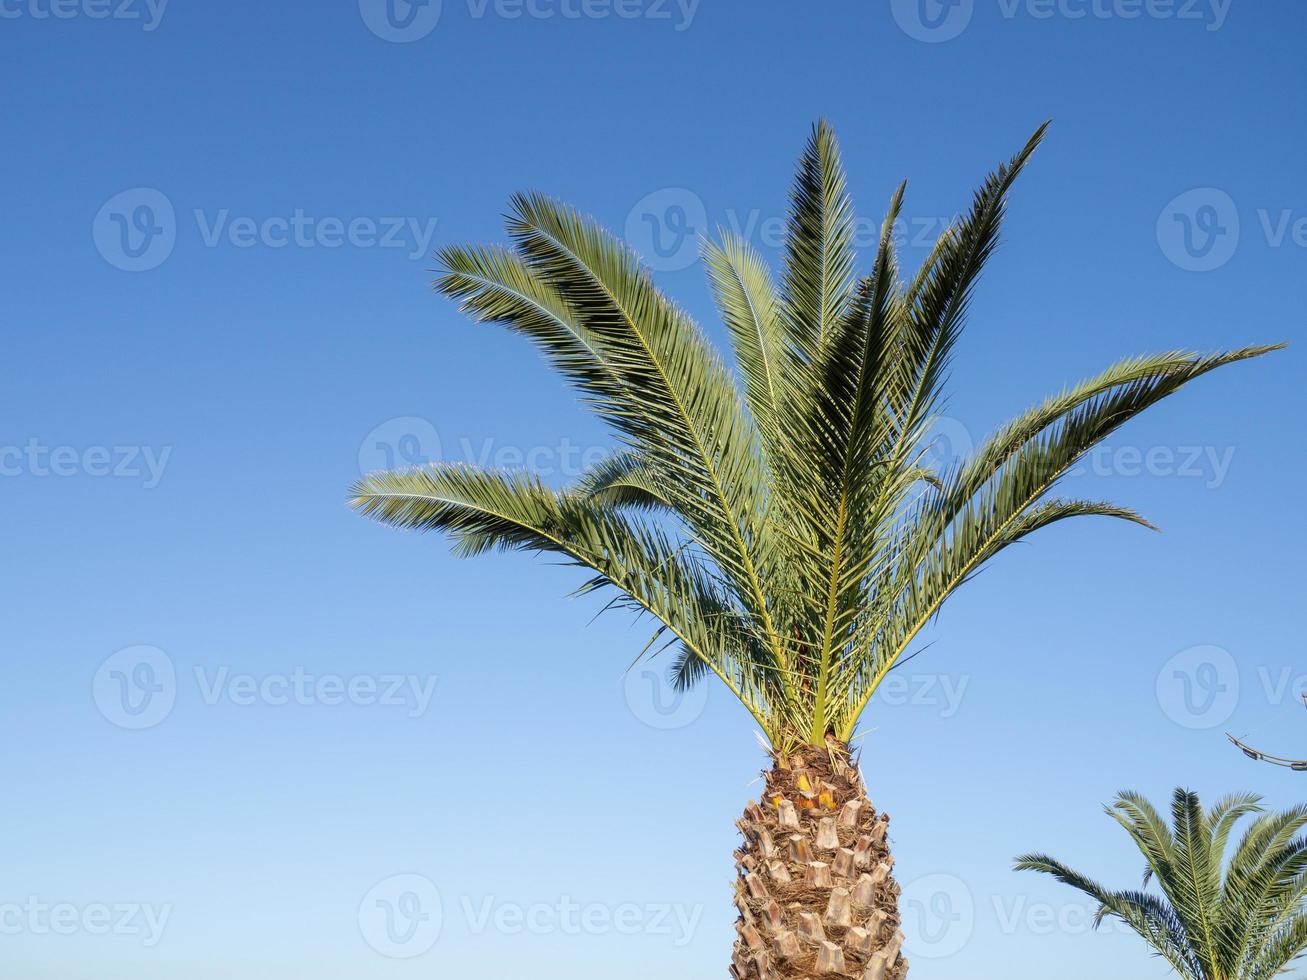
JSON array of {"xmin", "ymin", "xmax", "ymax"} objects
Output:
[
  {"xmin": 351, "ymin": 122, "xmax": 1278, "ymax": 752},
  {"xmin": 1016, "ymin": 789, "xmax": 1307, "ymax": 979}
]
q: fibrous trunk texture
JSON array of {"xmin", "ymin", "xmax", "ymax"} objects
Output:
[{"xmin": 730, "ymin": 743, "xmax": 907, "ymax": 980}]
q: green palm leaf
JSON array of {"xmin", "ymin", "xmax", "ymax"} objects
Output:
[
  {"xmin": 353, "ymin": 122, "xmax": 1280, "ymax": 751},
  {"xmin": 1017, "ymin": 789, "xmax": 1307, "ymax": 980}
]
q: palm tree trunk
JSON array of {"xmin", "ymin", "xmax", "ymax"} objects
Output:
[{"xmin": 730, "ymin": 742, "xmax": 907, "ymax": 980}]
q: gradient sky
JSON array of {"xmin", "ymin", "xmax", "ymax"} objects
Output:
[{"xmin": 2, "ymin": 2, "xmax": 1305, "ymax": 978}]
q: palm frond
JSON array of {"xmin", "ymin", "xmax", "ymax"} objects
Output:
[
  {"xmin": 350, "ymin": 464, "xmax": 777, "ymax": 727},
  {"xmin": 357, "ymin": 123, "xmax": 1281, "ymax": 750},
  {"xmin": 704, "ymin": 231, "xmax": 785, "ymax": 449},
  {"xmin": 780, "ymin": 119, "xmax": 855, "ymax": 360},
  {"xmin": 577, "ymin": 452, "xmax": 675, "ymax": 512},
  {"xmin": 1017, "ymin": 789, "xmax": 1307, "ymax": 980},
  {"xmin": 505, "ymin": 192, "xmax": 781, "ymax": 651}
]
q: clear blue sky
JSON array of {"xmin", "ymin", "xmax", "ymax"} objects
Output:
[{"xmin": 2, "ymin": 2, "xmax": 1304, "ymax": 977}]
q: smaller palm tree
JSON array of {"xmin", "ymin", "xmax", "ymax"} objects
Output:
[{"xmin": 1015, "ymin": 789, "xmax": 1307, "ymax": 979}]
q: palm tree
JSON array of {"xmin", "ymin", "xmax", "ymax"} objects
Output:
[
  {"xmin": 351, "ymin": 122, "xmax": 1279, "ymax": 980},
  {"xmin": 1015, "ymin": 789, "xmax": 1307, "ymax": 979}
]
